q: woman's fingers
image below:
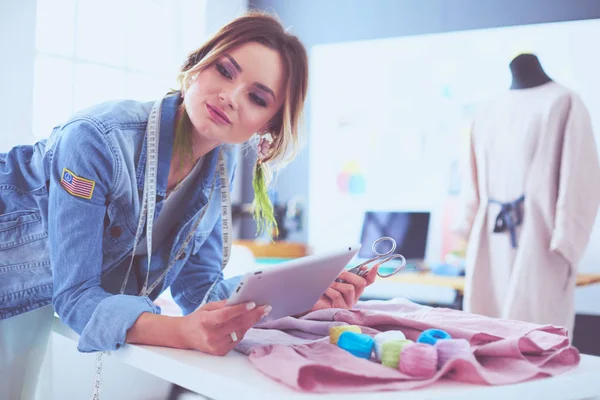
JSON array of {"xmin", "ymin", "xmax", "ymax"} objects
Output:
[
  {"xmin": 337, "ymin": 270, "xmax": 368, "ymax": 301},
  {"xmin": 218, "ymin": 304, "xmax": 272, "ymax": 354},
  {"xmin": 364, "ymin": 264, "xmax": 380, "ymax": 285},
  {"xmin": 324, "ymin": 287, "xmax": 348, "ymax": 308},
  {"xmin": 329, "ymin": 281, "xmax": 356, "ymax": 306},
  {"xmin": 199, "ymin": 299, "xmax": 227, "ymax": 312},
  {"xmin": 218, "ymin": 304, "xmax": 271, "ymax": 337},
  {"xmin": 312, "ymin": 295, "xmax": 332, "ymax": 311},
  {"xmin": 195, "ymin": 303, "xmax": 271, "ymax": 356},
  {"xmin": 207, "ymin": 301, "xmax": 259, "ymax": 327}
]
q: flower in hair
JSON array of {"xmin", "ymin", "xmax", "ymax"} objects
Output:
[{"xmin": 257, "ymin": 133, "xmax": 274, "ymax": 161}]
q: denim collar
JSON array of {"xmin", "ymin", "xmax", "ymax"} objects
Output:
[{"xmin": 136, "ymin": 91, "xmax": 181, "ymax": 198}]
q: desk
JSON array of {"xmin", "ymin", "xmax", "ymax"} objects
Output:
[
  {"xmin": 238, "ymin": 242, "xmax": 600, "ymax": 292},
  {"xmin": 382, "ymin": 272, "xmax": 600, "ymax": 294},
  {"xmin": 363, "ymin": 272, "xmax": 600, "ymax": 310},
  {"xmin": 235, "ymin": 240, "xmax": 308, "ymax": 258},
  {"xmin": 252, "ymin": 256, "xmax": 600, "ymax": 308},
  {"xmin": 52, "ymin": 317, "xmax": 600, "ymax": 400}
]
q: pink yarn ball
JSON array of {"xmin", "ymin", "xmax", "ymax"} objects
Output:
[
  {"xmin": 399, "ymin": 343, "xmax": 438, "ymax": 378},
  {"xmin": 435, "ymin": 338, "xmax": 471, "ymax": 369}
]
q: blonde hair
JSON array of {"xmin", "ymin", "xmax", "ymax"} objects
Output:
[
  {"xmin": 177, "ymin": 11, "xmax": 308, "ymax": 174},
  {"xmin": 176, "ymin": 11, "xmax": 309, "ymax": 237}
]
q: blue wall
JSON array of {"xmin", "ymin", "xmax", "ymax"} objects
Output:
[{"xmin": 241, "ymin": 0, "xmax": 600, "ymax": 241}]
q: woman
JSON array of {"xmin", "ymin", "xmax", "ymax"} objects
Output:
[{"xmin": 0, "ymin": 11, "xmax": 378, "ymax": 399}]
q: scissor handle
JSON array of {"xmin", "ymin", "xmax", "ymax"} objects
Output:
[
  {"xmin": 341, "ymin": 237, "xmax": 406, "ymax": 280},
  {"xmin": 372, "ymin": 236, "xmax": 396, "ymax": 256},
  {"xmin": 376, "ymin": 253, "xmax": 406, "ymax": 277}
]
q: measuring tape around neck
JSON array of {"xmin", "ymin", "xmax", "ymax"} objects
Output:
[{"xmin": 92, "ymin": 96, "xmax": 232, "ymax": 399}]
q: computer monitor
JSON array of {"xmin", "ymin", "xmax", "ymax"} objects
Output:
[{"xmin": 358, "ymin": 211, "xmax": 430, "ymax": 261}]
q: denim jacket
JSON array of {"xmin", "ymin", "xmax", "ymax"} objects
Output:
[{"xmin": 0, "ymin": 92, "xmax": 240, "ymax": 352}]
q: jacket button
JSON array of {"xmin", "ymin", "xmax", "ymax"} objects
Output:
[
  {"xmin": 110, "ymin": 226, "xmax": 122, "ymax": 238},
  {"xmin": 179, "ymin": 252, "xmax": 186, "ymax": 260}
]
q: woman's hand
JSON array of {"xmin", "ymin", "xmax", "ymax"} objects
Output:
[
  {"xmin": 179, "ymin": 300, "xmax": 271, "ymax": 356},
  {"xmin": 310, "ymin": 266, "xmax": 379, "ymax": 312}
]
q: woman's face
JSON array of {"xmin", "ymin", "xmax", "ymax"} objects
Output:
[{"xmin": 184, "ymin": 41, "xmax": 286, "ymax": 145}]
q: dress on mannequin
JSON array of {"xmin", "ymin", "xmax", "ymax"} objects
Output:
[{"xmin": 456, "ymin": 53, "xmax": 600, "ymax": 338}]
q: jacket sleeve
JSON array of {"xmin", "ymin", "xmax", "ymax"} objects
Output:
[
  {"xmin": 549, "ymin": 95, "xmax": 600, "ymax": 266},
  {"xmin": 49, "ymin": 118, "xmax": 160, "ymax": 353}
]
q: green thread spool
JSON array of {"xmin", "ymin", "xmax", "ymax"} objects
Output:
[
  {"xmin": 374, "ymin": 330, "xmax": 407, "ymax": 361},
  {"xmin": 381, "ymin": 339, "xmax": 413, "ymax": 368}
]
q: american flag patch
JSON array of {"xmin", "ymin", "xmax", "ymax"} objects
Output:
[{"xmin": 60, "ymin": 168, "xmax": 96, "ymax": 200}]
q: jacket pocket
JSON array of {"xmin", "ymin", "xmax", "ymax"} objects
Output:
[
  {"xmin": 0, "ymin": 210, "xmax": 40, "ymax": 232},
  {"xmin": 0, "ymin": 210, "xmax": 46, "ymax": 251},
  {"xmin": 103, "ymin": 196, "xmax": 136, "ymax": 251},
  {"xmin": 0, "ymin": 208, "xmax": 51, "ymax": 317}
]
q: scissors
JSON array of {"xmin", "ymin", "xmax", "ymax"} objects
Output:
[{"xmin": 336, "ymin": 236, "xmax": 407, "ymax": 282}]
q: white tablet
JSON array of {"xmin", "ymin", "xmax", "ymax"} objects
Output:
[{"xmin": 226, "ymin": 244, "xmax": 361, "ymax": 322}]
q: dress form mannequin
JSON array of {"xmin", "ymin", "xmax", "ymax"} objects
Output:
[
  {"xmin": 509, "ymin": 53, "xmax": 552, "ymax": 90},
  {"xmin": 459, "ymin": 50, "xmax": 600, "ymax": 340}
]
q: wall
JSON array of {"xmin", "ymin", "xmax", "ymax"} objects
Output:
[
  {"xmin": 0, "ymin": 0, "xmax": 37, "ymax": 151},
  {"xmin": 205, "ymin": 0, "xmax": 248, "ymax": 35},
  {"xmin": 247, "ymin": 0, "xmax": 600, "ymax": 243}
]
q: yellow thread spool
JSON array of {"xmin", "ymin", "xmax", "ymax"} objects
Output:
[
  {"xmin": 329, "ymin": 325, "xmax": 361, "ymax": 344},
  {"xmin": 381, "ymin": 339, "xmax": 413, "ymax": 368}
]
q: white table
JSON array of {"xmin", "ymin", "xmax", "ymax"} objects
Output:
[{"xmin": 52, "ymin": 317, "xmax": 600, "ymax": 400}]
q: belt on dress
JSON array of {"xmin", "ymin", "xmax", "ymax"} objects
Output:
[{"xmin": 489, "ymin": 195, "xmax": 525, "ymax": 248}]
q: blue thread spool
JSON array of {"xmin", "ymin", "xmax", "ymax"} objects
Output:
[
  {"xmin": 337, "ymin": 332, "xmax": 375, "ymax": 359},
  {"xmin": 417, "ymin": 329, "xmax": 451, "ymax": 345}
]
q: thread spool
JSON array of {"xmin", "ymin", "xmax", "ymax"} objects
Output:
[
  {"xmin": 337, "ymin": 332, "xmax": 374, "ymax": 359},
  {"xmin": 381, "ymin": 339, "xmax": 413, "ymax": 368},
  {"xmin": 435, "ymin": 338, "xmax": 471, "ymax": 369},
  {"xmin": 329, "ymin": 325, "xmax": 361, "ymax": 344},
  {"xmin": 417, "ymin": 329, "xmax": 451, "ymax": 345},
  {"xmin": 374, "ymin": 330, "xmax": 406, "ymax": 361},
  {"xmin": 399, "ymin": 343, "xmax": 438, "ymax": 377}
]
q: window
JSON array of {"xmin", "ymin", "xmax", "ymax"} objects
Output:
[{"xmin": 32, "ymin": 0, "xmax": 207, "ymax": 139}]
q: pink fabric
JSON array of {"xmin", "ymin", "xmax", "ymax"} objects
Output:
[
  {"xmin": 435, "ymin": 339, "xmax": 471, "ymax": 369},
  {"xmin": 236, "ymin": 299, "xmax": 580, "ymax": 393}
]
